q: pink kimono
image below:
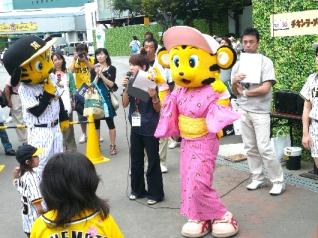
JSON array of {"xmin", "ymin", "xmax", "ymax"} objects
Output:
[{"xmin": 155, "ymin": 85, "xmax": 239, "ymax": 221}]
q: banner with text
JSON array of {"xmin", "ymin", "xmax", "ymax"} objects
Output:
[
  {"xmin": 0, "ymin": 22, "xmax": 38, "ymax": 32},
  {"xmin": 270, "ymin": 10, "xmax": 318, "ymax": 37}
]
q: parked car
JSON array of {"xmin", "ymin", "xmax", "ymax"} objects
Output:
[
  {"xmin": 55, "ymin": 44, "xmax": 67, "ymax": 55},
  {"xmin": 63, "ymin": 42, "xmax": 80, "ymax": 56},
  {"xmin": 63, "ymin": 41, "xmax": 94, "ymax": 56},
  {"xmin": 83, "ymin": 41, "xmax": 95, "ymax": 56}
]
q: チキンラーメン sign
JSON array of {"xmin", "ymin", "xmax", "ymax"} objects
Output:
[{"xmin": 270, "ymin": 10, "xmax": 318, "ymax": 37}]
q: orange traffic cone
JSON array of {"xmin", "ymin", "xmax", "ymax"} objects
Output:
[{"xmin": 86, "ymin": 114, "xmax": 110, "ymax": 164}]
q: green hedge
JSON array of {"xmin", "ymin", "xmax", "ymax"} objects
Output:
[
  {"xmin": 253, "ymin": 0, "xmax": 317, "ymax": 91},
  {"xmin": 105, "ymin": 24, "xmax": 163, "ymax": 56},
  {"xmin": 193, "ymin": 18, "xmax": 229, "ymax": 36},
  {"xmin": 253, "ymin": 0, "xmax": 317, "ymax": 159},
  {"xmin": 104, "ymin": 19, "xmax": 229, "ymax": 56}
]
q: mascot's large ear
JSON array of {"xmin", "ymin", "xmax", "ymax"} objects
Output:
[
  {"xmin": 216, "ymin": 46, "xmax": 237, "ymax": 69},
  {"xmin": 157, "ymin": 47, "xmax": 170, "ymax": 68}
]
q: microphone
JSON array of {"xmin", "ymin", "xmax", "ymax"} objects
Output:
[
  {"xmin": 124, "ymin": 71, "xmax": 133, "ymax": 89},
  {"xmin": 126, "ymin": 71, "xmax": 133, "ymax": 78},
  {"xmin": 122, "ymin": 72, "xmax": 133, "ymax": 97}
]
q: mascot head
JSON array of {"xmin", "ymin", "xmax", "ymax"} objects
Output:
[
  {"xmin": 3, "ymin": 35, "xmax": 55, "ymax": 86},
  {"xmin": 163, "ymin": 26, "xmax": 236, "ymax": 88}
]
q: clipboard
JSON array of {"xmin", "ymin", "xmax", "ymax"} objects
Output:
[{"xmin": 127, "ymin": 76, "xmax": 150, "ymax": 102}]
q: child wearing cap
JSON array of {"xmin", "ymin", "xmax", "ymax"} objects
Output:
[{"xmin": 13, "ymin": 144, "xmax": 44, "ymax": 238}]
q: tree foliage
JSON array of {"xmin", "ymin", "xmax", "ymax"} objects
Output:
[
  {"xmin": 112, "ymin": 0, "xmax": 143, "ymax": 16},
  {"xmin": 112, "ymin": 0, "xmax": 251, "ymax": 32}
]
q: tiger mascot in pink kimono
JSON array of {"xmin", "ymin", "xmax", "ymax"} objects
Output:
[{"xmin": 154, "ymin": 26, "xmax": 240, "ymax": 238}]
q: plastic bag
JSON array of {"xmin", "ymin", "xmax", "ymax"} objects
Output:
[{"xmin": 271, "ymin": 129, "xmax": 291, "ymax": 162}]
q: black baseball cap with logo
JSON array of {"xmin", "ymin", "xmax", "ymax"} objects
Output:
[
  {"xmin": 3, "ymin": 35, "xmax": 55, "ymax": 86},
  {"xmin": 16, "ymin": 144, "xmax": 44, "ymax": 165}
]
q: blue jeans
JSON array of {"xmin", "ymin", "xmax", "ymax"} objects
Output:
[{"xmin": 0, "ymin": 123, "xmax": 13, "ymax": 152}]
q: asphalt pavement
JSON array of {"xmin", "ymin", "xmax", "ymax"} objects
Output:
[{"xmin": 0, "ymin": 57, "xmax": 317, "ymax": 238}]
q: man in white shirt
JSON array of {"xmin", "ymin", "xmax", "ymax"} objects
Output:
[{"xmin": 231, "ymin": 27, "xmax": 285, "ymax": 196}]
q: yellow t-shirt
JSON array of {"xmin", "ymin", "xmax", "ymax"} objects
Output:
[
  {"xmin": 73, "ymin": 57, "xmax": 94, "ymax": 89},
  {"xmin": 30, "ymin": 210, "xmax": 124, "ymax": 238}
]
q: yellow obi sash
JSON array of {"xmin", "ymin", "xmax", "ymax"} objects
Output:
[{"xmin": 178, "ymin": 114, "xmax": 208, "ymax": 139}]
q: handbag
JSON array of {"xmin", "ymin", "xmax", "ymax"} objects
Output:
[
  {"xmin": 100, "ymin": 76, "xmax": 119, "ymax": 111},
  {"xmin": 83, "ymin": 87, "xmax": 105, "ymax": 119},
  {"xmin": 270, "ymin": 129, "xmax": 291, "ymax": 162},
  {"xmin": 109, "ymin": 91, "xmax": 119, "ymax": 111}
]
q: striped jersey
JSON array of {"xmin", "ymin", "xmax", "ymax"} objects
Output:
[
  {"xmin": 13, "ymin": 171, "xmax": 42, "ymax": 233},
  {"xmin": 18, "ymin": 83, "xmax": 61, "ymax": 127}
]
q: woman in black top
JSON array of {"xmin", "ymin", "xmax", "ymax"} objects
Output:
[
  {"xmin": 91, "ymin": 48, "xmax": 118, "ymax": 156},
  {"xmin": 122, "ymin": 50, "xmax": 164, "ymax": 205}
]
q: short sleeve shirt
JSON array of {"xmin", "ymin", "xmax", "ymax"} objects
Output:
[
  {"xmin": 231, "ymin": 54, "xmax": 275, "ymax": 113},
  {"xmin": 300, "ymin": 73, "xmax": 318, "ymax": 120},
  {"xmin": 128, "ymin": 96, "xmax": 160, "ymax": 136},
  {"xmin": 73, "ymin": 57, "xmax": 94, "ymax": 89}
]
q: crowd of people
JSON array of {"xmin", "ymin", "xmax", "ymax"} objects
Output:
[{"xmin": 0, "ymin": 26, "xmax": 317, "ymax": 238}]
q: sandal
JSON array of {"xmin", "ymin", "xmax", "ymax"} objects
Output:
[{"xmin": 110, "ymin": 144, "xmax": 117, "ymax": 155}]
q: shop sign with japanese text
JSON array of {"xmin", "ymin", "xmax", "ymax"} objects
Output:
[{"xmin": 270, "ymin": 10, "xmax": 318, "ymax": 37}]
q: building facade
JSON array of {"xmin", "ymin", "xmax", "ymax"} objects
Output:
[{"xmin": 12, "ymin": 0, "xmax": 92, "ymax": 9}]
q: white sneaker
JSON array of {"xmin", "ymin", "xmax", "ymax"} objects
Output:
[
  {"xmin": 168, "ymin": 138, "xmax": 178, "ymax": 149},
  {"xmin": 160, "ymin": 164, "xmax": 168, "ymax": 173},
  {"xmin": 269, "ymin": 182, "xmax": 286, "ymax": 196},
  {"xmin": 212, "ymin": 212, "xmax": 239, "ymax": 238},
  {"xmin": 181, "ymin": 220, "xmax": 211, "ymax": 238},
  {"xmin": 99, "ymin": 137, "xmax": 104, "ymax": 143},
  {"xmin": 79, "ymin": 134, "xmax": 87, "ymax": 144},
  {"xmin": 246, "ymin": 180, "xmax": 265, "ymax": 190}
]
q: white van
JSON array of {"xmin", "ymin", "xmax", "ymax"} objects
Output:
[
  {"xmin": 83, "ymin": 41, "xmax": 95, "ymax": 56},
  {"xmin": 64, "ymin": 42, "xmax": 80, "ymax": 56},
  {"xmin": 64, "ymin": 41, "xmax": 94, "ymax": 56}
]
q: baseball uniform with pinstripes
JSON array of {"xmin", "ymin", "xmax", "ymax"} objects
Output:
[
  {"xmin": 18, "ymin": 78, "xmax": 64, "ymax": 177},
  {"xmin": 14, "ymin": 171, "xmax": 42, "ymax": 234}
]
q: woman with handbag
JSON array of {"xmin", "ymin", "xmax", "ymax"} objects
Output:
[
  {"xmin": 52, "ymin": 52, "xmax": 77, "ymax": 152},
  {"xmin": 91, "ymin": 48, "xmax": 118, "ymax": 156}
]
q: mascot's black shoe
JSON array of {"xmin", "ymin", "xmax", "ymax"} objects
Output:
[{"xmin": 5, "ymin": 149, "xmax": 16, "ymax": 156}]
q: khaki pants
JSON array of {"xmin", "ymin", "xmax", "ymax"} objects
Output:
[
  {"xmin": 159, "ymin": 138, "xmax": 168, "ymax": 166},
  {"xmin": 11, "ymin": 94, "xmax": 27, "ymax": 143},
  {"xmin": 62, "ymin": 112, "xmax": 77, "ymax": 152},
  {"xmin": 240, "ymin": 109, "xmax": 284, "ymax": 183}
]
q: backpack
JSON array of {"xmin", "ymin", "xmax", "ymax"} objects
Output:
[{"xmin": 131, "ymin": 41, "xmax": 139, "ymax": 54}]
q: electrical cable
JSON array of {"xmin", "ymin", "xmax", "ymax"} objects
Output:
[
  {"xmin": 220, "ymin": 175, "xmax": 250, "ymax": 198},
  {"xmin": 122, "ymin": 92, "xmax": 179, "ymax": 210}
]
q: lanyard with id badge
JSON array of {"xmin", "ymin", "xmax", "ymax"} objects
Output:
[{"xmin": 132, "ymin": 98, "xmax": 141, "ymax": 127}]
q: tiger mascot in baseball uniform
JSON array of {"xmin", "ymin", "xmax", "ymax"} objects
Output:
[
  {"xmin": 154, "ymin": 26, "xmax": 240, "ymax": 238},
  {"xmin": 3, "ymin": 35, "xmax": 69, "ymax": 177}
]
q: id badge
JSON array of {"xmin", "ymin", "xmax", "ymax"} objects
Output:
[{"xmin": 132, "ymin": 112, "xmax": 141, "ymax": 127}]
